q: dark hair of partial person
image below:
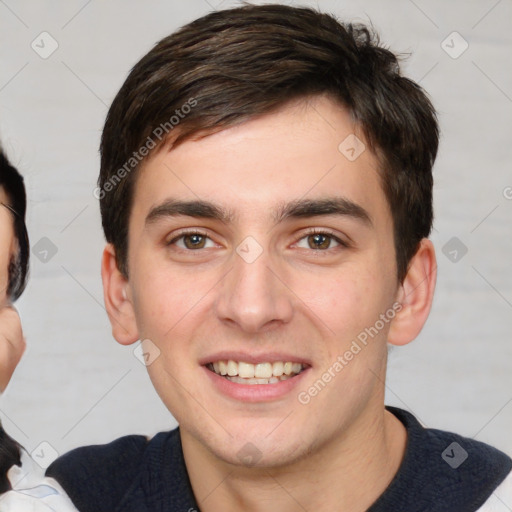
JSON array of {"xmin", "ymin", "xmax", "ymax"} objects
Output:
[
  {"xmin": 0, "ymin": 422, "xmax": 22, "ymax": 492},
  {"xmin": 98, "ymin": 2, "xmax": 439, "ymax": 283},
  {"xmin": 0, "ymin": 149, "xmax": 29, "ymax": 301}
]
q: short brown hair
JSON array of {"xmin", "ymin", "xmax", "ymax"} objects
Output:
[{"xmin": 99, "ymin": 3, "xmax": 439, "ymax": 282}]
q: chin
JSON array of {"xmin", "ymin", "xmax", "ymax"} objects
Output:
[{"xmin": 198, "ymin": 420, "xmax": 311, "ymax": 469}]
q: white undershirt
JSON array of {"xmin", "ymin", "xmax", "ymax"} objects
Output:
[{"xmin": 0, "ymin": 449, "xmax": 78, "ymax": 511}]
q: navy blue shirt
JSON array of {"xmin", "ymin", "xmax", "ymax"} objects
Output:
[{"xmin": 46, "ymin": 406, "xmax": 512, "ymax": 511}]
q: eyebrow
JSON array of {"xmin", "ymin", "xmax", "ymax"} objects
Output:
[
  {"xmin": 145, "ymin": 196, "xmax": 372, "ymax": 227},
  {"xmin": 274, "ymin": 197, "xmax": 372, "ymax": 226}
]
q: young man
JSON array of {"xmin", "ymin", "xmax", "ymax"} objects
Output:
[{"xmin": 45, "ymin": 4, "xmax": 511, "ymax": 511}]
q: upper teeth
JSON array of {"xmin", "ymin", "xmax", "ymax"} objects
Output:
[{"xmin": 211, "ymin": 360, "xmax": 304, "ymax": 378}]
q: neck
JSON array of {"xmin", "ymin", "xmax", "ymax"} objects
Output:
[{"xmin": 182, "ymin": 405, "xmax": 407, "ymax": 512}]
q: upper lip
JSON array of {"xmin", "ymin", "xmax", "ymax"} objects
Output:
[{"xmin": 199, "ymin": 351, "xmax": 312, "ymax": 366}]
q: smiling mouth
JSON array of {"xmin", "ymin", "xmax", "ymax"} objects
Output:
[{"xmin": 206, "ymin": 360, "xmax": 307, "ymax": 385}]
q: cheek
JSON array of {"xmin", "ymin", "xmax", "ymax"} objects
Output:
[
  {"xmin": 0, "ymin": 284, "xmax": 7, "ymax": 307},
  {"xmin": 129, "ymin": 262, "xmax": 211, "ymax": 341},
  {"xmin": 0, "ymin": 255, "xmax": 8, "ymax": 290},
  {"xmin": 290, "ymin": 263, "xmax": 396, "ymax": 358},
  {"xmin": 291, "ymin": 266, "xmax": 377, "ymax": 324}
]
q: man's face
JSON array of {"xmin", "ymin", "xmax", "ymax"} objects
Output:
[
  {"xmin": 123, "ymin": 95, "xmax": 401, "ymax": 466},
  {"xmin": 0, "ymin": 187, "xmax": 16, "ymax": 306}
]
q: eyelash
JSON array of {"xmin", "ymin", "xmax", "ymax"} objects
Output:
[{"xmin": 166, "ymin": 228, "xmax": 350, "ymax": 251}]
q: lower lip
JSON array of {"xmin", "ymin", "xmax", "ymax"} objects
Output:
[{"xmin": 202, "ymin": 365, "xmax": 310, "ymax": 402}]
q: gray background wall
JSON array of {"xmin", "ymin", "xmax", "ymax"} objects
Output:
[{"xmin": 0, "ymin": 0, "xmax": 511, "ymax": 467}]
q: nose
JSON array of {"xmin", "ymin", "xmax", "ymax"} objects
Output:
[{"xmin": 214, "ymin": 243, "xmax": 294, "ymax": 333}]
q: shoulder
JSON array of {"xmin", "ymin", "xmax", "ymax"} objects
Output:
[
  {"xmin": 372, "ymin": 407, "xmax": 512, "ymax": 512},
  {"xmin": 46, "ymin": 429, "xmax": 179, "ymax": 512}
]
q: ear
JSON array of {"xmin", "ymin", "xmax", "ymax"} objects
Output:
[
  {"xmin": 101, "ymin": 243, "xmax": 139, "ymax": 345},
  {"xmin": 387, "ymin": 238, "xmax": 437, "ymax": 346}
]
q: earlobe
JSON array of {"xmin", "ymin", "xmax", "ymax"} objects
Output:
[
  {"xmin": 101, "ymin": 243, "xmax": 139, "ymax": 345},
  {"xmin": 387, "ymin": 238, "xmax": 437, "ymax": 347}
]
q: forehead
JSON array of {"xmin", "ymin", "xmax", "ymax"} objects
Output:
[{"xmin": 131, "ymin": 95, "xmax": 389, "ymax": 225}]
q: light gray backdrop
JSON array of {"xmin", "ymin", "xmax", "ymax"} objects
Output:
[{"xmin": 0, "ymin": 0, "xmax": 511, "ymax": 468}]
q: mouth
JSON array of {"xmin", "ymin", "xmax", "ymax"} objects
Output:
[{"xmin": 206, "ymin": 360, "xmax": 308, "ymax": 385}]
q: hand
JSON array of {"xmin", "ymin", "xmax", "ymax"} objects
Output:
[{"xmin": 0, "ymin": 305, "xmax": 25, "ymax": 393}]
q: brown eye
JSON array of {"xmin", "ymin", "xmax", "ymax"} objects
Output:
[
  {"xmin": 182, "ymin": 234, "xmax": 207, "ymax": 249},
  {"xmin": 306, "ymin": 233, "xmax": 336, "ymax": 250},
  {"xmin": 167, "ymin": 231, "xmax": 215, "ymax": 250},
  {"xmin": 308, "ymin": 234, "xmax": 331, "ymax": 249}
]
